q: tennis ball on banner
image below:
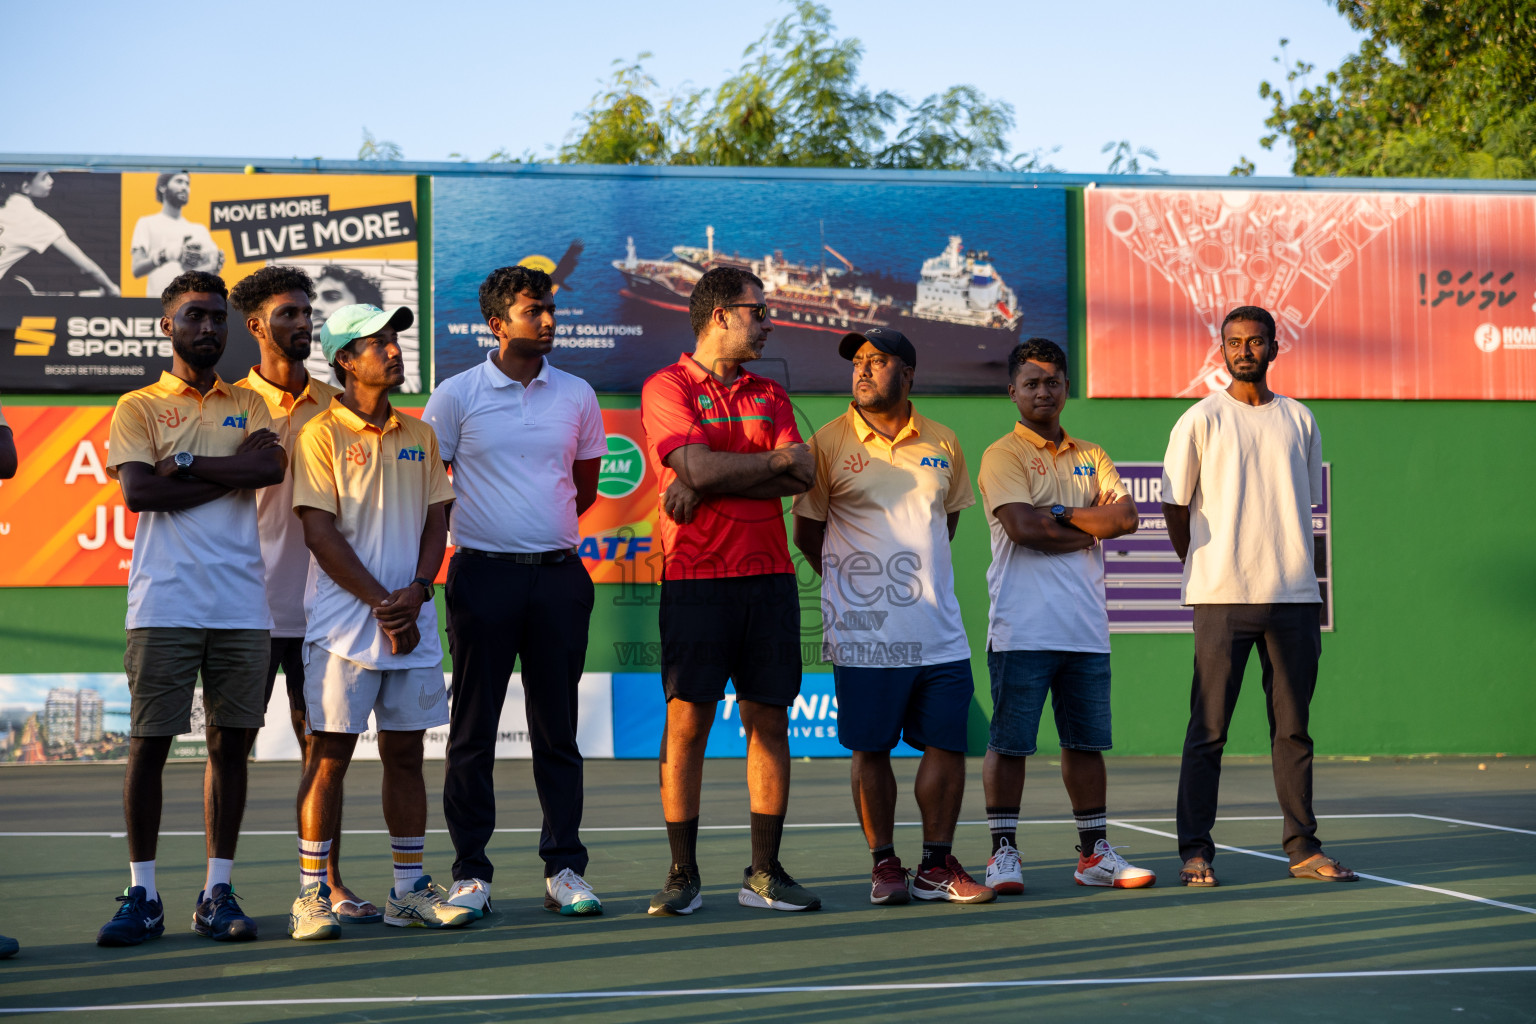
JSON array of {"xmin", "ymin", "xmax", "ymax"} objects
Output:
[{"xmin": 244, "ymin": 165, "xmax": 256, "ymax": 175}]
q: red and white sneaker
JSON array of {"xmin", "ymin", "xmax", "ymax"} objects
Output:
[
  {"xmin": 986, "ymin": 838, "xmax": 1024, "ymax": 895},
  {"xmin": 870, "ymin": 857, "xmax": 911, "ymax": 905},
  {"xmin": 1074, "ymin": 839, "xmax": 1156, "ymax": 888},
  {"xmin": 912, "ymin": 855, "xmax": 996, "ymax": 904}
]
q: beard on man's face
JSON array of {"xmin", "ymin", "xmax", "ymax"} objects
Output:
[
  {"xmin": 174, "ymin": 335, "xmax": 223, "ymax": 370},
  {"xmin": 1225, "ymin": 345, "xmax": 1272, "ymax": 383}
]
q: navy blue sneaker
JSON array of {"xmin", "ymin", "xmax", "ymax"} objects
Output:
[
  {"xmin": 0, "ymin": 934, "xmax": 18, "ymax": 958},
  {"xmin": 96, "ymin": 887, "xmax": 165, "ymax": 947},
  {"xmin": 193, "ymin": 883, "xmax": 258, "ymax": 941}
]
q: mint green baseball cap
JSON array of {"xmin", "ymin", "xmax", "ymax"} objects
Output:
[{"xmin": 319, "ymin": 304, "xmax": 414, "ymax": 362}]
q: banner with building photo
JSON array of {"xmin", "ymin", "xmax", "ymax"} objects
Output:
[
  {"xmin": 0, "ymin": 171, "xmax": 422, "ymax": 392},
  {"xmin": 432, "ymin": 175, "xmax": 1068, "ymax": 393},
  {"xmin": 1084, "ymin": 187, "xmax": 1536, "ymax": 400}
]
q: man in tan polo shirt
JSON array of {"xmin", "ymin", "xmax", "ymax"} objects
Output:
[
  {"xmin": 793, "ymin": 327, "xmax": 992, "ymax": 907},
  {"xmin": 98, "ymin": 270, "xmax": 286, "ymax": 947},
  {"xmin": 287, "ymin": 304, "xmax": 469, "ymax": 939},
  {"xmin": 977, "ymin": 337, "xmax": 1155, "ymax": 895},
  {"xmin": 230, "ymin": 267, "xmax": 377, "ymax": 922}
]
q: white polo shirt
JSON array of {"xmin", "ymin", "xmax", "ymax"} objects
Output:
[
  {"xmin": 1160, "ymin": 390, "xmax": 1323, "ymax": 605},
  {"xmin": 793, "ymin": 405, "xmax": 974, "ymax": 668},
  {"xmin": 423, "ymin": 353, "xmax": 607, "ymax": 553}
]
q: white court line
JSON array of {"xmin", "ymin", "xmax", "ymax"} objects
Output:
[
  {"xmin": 1109, "ymin": 820, "xmax": 1536, "ymax": 916},
  {"xmin": 1, "ymin": 966, "xmax": 1532, "ymax": 1015},
  {"xmin": 3, "ymin": 812, "xmax": 1531, "ymax": 839}
]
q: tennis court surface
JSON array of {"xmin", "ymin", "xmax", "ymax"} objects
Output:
[{"xmin": 2, "ymin": 756, "xmax": 1532, "ymax": 1022}]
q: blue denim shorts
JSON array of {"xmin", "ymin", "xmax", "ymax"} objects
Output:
[
  {"xmin": 986, "ymin": 648, "xmax": 1112, "ymax": 756},
  {"xmin": 833, "ymin": 659, "xmax": 973, "ymax": 753}
]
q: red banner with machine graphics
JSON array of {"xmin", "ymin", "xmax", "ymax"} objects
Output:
[
  {"xmin": 1084, "ymin": 188, "xmax": 1536, "ymax": 400},
  {"xmin": 0, "ymin": 406, "xmax": 658, "ymax": 586}
]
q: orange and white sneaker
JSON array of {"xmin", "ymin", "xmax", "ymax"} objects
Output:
[
  {"xmin": 986, "ymin": 838, "xmax": 1025, "ymax": 895},
  {"xmin": 1074, "ymin": 839, "xmax": 1156, "ymax": 888},
  {"xmin": 912, "ymin": 855, "xmax": 996, "ymax": 904}
]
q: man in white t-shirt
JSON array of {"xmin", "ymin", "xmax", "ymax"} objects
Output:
[
  {"xmin": 0, "ymin": 171, "xmax": 119, "ymax": 296},
  {"xmin": 793, "ymin": 328, "xmax": 993, "ymax": 907},
  {"xmin": 131, "ymin": 171, "xmax": 223, "ymax": 298},
  {"xmin": 977, "ymin": 338, "xmax": 1156, "ymax": 896},
  {"xmin": 423, "ymin": 264, "xmax": 608, "ymax": 919},
  {"xmin": 1161, "ymin": 305, "xmax": 1356, "ymax": 887}
]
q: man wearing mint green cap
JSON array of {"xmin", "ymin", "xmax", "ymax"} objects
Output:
[{"xmin": 288, "ymin": 301, "xmax": 470, "ymax": 939}]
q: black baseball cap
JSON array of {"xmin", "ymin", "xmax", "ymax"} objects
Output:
[{"xmin": 838, "ymin": 326, "xmax": 917, "ymax": 368}]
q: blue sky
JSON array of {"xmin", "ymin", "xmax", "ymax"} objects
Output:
[{"xmin": 0, "ymin": 0, "xmax": 1365, "ymax": 176}]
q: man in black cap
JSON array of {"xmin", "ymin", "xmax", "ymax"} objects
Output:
[{"xmin": 792, "ymin": 327, "xmax": 993, "ymax": 906}]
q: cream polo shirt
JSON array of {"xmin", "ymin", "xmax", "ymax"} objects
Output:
[
  {"xmin": 1160, "ymin": 390, "xmax": 1323, "ymax": 605},
  {"xmin": 292, "ymin": 401, "xmax": 455, "ymax": 670},
  {"xmin": 235, "ymin": 369, "xmax": 342, "ymax": 637},
  {"xmin": 793, "ymin": 405, "xmax": 974, "ymax": 668},
  {"xmin": 978, "ymin": 422, "xmax": 1128, "ymax": 654},
  {"xmin": 107, "ymin": 371, "xmax": 275, "ymax": 630}
]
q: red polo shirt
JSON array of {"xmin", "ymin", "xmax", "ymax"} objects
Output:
[{"xmin": 641, "ymin": 353, "xmax": 801, "ymax": 579}]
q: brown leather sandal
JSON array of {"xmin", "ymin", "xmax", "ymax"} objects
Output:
[
  {"xmin": 1179, "ymin": 858, "xmax": 1219, "ymax": 887},
  {"xmin": 1289, "ymin": 853, "xmax": 1359, "ymax": 882}
]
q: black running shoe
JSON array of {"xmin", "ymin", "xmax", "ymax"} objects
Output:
[
  {"xmin": 193, "ymin": 883, "xmax": 259, "ymax": 941},
  {"xmin": 647, "ymin": 865, "xmax": 702, "ymax": 916},
  {"xmin": 96, "ymin": 886, "xmax": 165, "ymax": 947}
]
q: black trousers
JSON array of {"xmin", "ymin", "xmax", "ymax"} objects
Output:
[
  {"xmin": 1176, "ymin": 603, "xmax": 1323, "ymax": 866},
  {"xmin": 443, "ymin": 552, "xmax": 594, "ymax": 880}
]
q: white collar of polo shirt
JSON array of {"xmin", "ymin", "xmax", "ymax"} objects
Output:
[{"xmin": 482, "ymin": 350, "xmax": 553, "ymax": 389}]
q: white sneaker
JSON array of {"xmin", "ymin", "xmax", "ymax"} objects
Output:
[
  {"xmin": 444, "ymin": 877, "xmax": 492, "ymax": 919},
  {"xmin": 1074, "ymin": 839, "xmax": 1157, "ymax": 889},
  {"xmin": 986, "ymin": 838, "xmax": 1025, "ymax": 895},
  {"xmin": 385, "ymin": 875, "xmax": 476, "ymax": 928},
  {"xmin": 544, "ymin": 868, "xmax": 603, "ymax": 916},
  {"xmin": 288, "ymin": 881, "xmax": 340, "ymax": 941}
]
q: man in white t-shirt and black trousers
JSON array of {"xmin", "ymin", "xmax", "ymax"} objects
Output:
[
  {"xmin": 1161, "ymin": 305, "xmax": 1357, "ymax": 888},
  {"xmin": 424, "ymin": 265, "xmax": 609, "ymax": 918}
]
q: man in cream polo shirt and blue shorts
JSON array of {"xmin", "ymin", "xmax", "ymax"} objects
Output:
[
  {"xmin": 793, "ymin": 327, "xmax": 994, "ymax": 907},
  {"xmin": 287, "ymin": 304, "xmax": 472, "ymax": 940}
]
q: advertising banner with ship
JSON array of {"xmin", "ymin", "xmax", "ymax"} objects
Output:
[
  {"xmin": 1084, "ymin": 187, "xmax": 1536, "ymax": 400},
  {"xmin": 432, "ymin": 176, "xmax": 1067, "ymax": 393}
]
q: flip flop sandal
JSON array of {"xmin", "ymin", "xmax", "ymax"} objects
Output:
[
  {"xmin": 333, "ymin": 898, "xmax": 383, "ymax": 923},
  {"xmin": 1289, "ymin": 854, "xmax": 1359, "ymax": 882},
  {"xmin": 1179, "ymin": 858, "xmax": 1219, "ymax": 887}
]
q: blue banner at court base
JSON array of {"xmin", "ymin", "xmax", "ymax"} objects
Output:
[{"xmin": 611, "ymin": 673, "xmax": 920, "ymax": 759}]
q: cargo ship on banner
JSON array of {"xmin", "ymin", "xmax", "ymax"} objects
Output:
[{"xmin": 612, "ymin": 228, "xmax": 1023, "ymax": 339}]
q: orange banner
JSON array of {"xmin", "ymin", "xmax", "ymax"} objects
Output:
[
  {"xmin": 0, "ymin": 406, "xmax": 658, "ymax": 587},
  {"xmin": 1085, "ymin": 188, "xmax": 1536, "ymax": 400}
]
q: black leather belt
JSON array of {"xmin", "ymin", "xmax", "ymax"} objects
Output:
[{"xmin": 457, "ymin": 546, "xmax": 577, "ymax": 565}]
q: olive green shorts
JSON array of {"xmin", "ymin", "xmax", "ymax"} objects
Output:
[{"xmin": 124, "ymin": 628, "xmax": 270, "ymax": 737}]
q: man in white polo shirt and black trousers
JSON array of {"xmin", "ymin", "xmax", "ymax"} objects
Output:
[
  {"xmin": 793, "ymin": 328, "xmax": 994, "ymax": 906},
  {"xmin": 1161, "ymin": 305, "xmax": 1356, "ymax": 888},
  {"xmin": 424, "ymin": 265, "xmax": 608, "ymax": 918}
]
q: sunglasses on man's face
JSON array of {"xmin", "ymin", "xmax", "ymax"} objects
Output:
[{"xmin": 718, "ymin": 303, "xmax": 769, "ymax": 322}]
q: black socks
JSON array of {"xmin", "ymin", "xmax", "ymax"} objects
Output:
[{"xmin": 666, "ymin": 817, "xmax": 699, "ymax": 870}]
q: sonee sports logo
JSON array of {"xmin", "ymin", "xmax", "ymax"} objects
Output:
[
  {"xmin": 12, "ymin": 316, "xmax": 56, "ymax": 356},
  {"xmin": 396, "ymin": 445, "xmax": 427, "ymax": 462}
]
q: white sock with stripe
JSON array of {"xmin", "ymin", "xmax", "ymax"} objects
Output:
[
  {"xmin": 390, "ymin": 835, "xmax": 425, "ymax": 894},
  {"xmin": 299, "ymin": 838, "xmax": 330, "ymax": 889}
]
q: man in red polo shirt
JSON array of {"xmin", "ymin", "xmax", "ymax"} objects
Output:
[{"xmin": 640, "ymin": 266, "xmax": 817, "ymax": 916}]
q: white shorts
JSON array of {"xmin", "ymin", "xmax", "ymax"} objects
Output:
[{"xmin": 302, "ymin": 643, "xmax": 449, "ymax": 734}]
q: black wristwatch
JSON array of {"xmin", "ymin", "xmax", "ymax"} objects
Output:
[
  {"xmin": 411, "ymin": 576, "xmax": 435, "ymax": 600},
  {"xmin": 173, "ymin": 451, "xmax": 195, "ymax": 478},
  {"xmin": 1051, "ymin": 504, "xmax": 1072, "ymax": 526}
]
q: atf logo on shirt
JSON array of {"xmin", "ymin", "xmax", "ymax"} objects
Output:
[
  {"xmin": 396, "ymin": 445, "xmax": 427, "ymax": 462},
  {"xmin": 920, "ymin": 456, "xmax": 950, "ymax": 469},
  {"xmin": 345, "ymin": 441, "xmax": 370, "ymax": 466},
  {"xmin": 1072, "ymin": 464, "xmax": 1096, "ymax": 477},
  {"xmin": 222, "ymin": 413, "xmax": 248, "ymax": 429}
]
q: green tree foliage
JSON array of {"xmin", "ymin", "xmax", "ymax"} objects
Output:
[
  {"xmin": 559, "ymin": 2, "xmax": 1047, "ymax": 171},
  {"xmin": 1254, "ymin": 2, "xmax": 1536, "ymax": 178},
  {"xmin": 1101, "ymin": 140, "xmax": 1167, "ymax": 175},
  {"xmin": 357, "ymin": 128, "xmax": 403, "ymax": 162}
]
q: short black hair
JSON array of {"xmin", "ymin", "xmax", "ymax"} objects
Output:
[
  {"xmin": 155, "ymin": 170, "xmax": 190, "ymax": 201},
  {"xmin": 1221, "ymin": 305, "xmax": 1276, "ymax": 342},
  {"xmin": 229, "ymin": 265, "xmax": 315, "ymax": 316},
  {"xmin": 161, "ymin": 271, "xmax": 227, "ymax": 312},
  {"xmin": 1008, "ymin": 337, "xmax": 1068, "ymax": 380},
  {"xmin": 689, "ymin": 266, "xmax": 764, "ymax": 337},
  {"xmin": 478, "ymin": 265, "xmax": 553, "ymax": 322},
  {"xmin": 317, "ymin": 264, "xmax": 384, "ymax": 309}
]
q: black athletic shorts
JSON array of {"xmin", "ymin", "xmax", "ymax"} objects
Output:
[
  {"xmin": 263, "ymin": 636, "xmax": 307, "ymax": 714},
  {"xmin": 659, "ymin": 574, "xmax": 802, "ymax": 706}
]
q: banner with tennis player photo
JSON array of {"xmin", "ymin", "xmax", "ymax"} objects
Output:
[
  {"xmin": 0, "ymin": 170, "xmax": 424, "ymax": 392},
  {"xmin": 0, "ymin": 405, "xmax": 658, "ymax": 588},
  {"xmin": 1084, "ymin": 187, "xmax": 1536, "ymax": 400}
]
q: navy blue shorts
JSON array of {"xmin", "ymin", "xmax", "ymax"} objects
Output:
[
  {"xmin": 986, "ymin": 648, "xmax": 1112, "ymax": 756},
  {"xmin": 832, "ymin": 659, "xmax": 973, "ymax": 753}
]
